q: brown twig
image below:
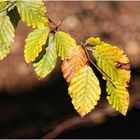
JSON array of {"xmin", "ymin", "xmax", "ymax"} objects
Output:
[
  {"xmin": 42, "ymin": 105, "xmax": 115, "ymax": 139},
  {"xmin": 82, "ymin": 45, "xmax": 116, "ymax": 88},
  {"xmin": 42, "ymin": 90, "xmax": 140, "ymax": 139}
]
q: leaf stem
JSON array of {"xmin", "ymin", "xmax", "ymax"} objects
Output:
[
  {"xmin": 82, "ymin": 45, "xmax": 116, "ymax": 88},
  {"xmin": 47, "ymin": 16, "xmax": 57, "ymax": 27},
  {"xmin": 47, "ymin": 16, "xmax": 64, "ymax": 34},
  {"xmin": 66, "ymin": 31, "xmax": 84, "ymax": 45}
]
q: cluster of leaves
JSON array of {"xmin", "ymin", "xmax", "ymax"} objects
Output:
[{"xmin": 0, "ymin": 0, "xmax": 131, "ymax": 117}]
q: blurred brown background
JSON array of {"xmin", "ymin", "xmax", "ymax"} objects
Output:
[{"xmin": 0, "ymin": 1, "xmax": 140, "ymax": 138}]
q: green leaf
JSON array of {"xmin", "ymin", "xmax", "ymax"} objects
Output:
[
  {"xmin": 0, "ymin": 16, "xmax": 15, "ymax": 60},
  {"xmin": 16, "ymin": 0, "xmax": 48, "ymax": 28},
  {"xmin": 68, "ymin": 65, "xmax": 101, "ymax": 117},
  {"xmin": 24, "ymin": 26, "xmax": 50, "ymax": 63},
  {"xmin": 107, "ymin": 82, "xmax": 129, "ymax": 115},
  {"xmin": 33, "ymin": 35, "xmax": 57, "ymax": 79},
  {"xmin": 86, "ymin": 37, "xmax": 131, "ymax": 115},
  {"xmin": 7, "ymin": 6, "xmax": 20, "ymax": 28},
  {"xmin": 54, "ymin": 31, "xmax": 77, "ymax": 60}
]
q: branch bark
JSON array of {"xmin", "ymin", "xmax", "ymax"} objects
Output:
[
  {"xmin": 42, "ymin": 91, "xmax": 140, "ymax": 139},
  {"xmin": 42, "ymin": 104, "xmax": 115, "ymax": 139}
]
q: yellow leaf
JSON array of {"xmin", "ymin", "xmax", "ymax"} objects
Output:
[
  {"xmin": 107, "ymin": 82, "xmax": 129, "ymax": 116},
  {"xmin": 0, "ymin": 16, "xmax": 14, "ymax": 60},
  {"xmin": 54, "ymin": 31, "xmax": 77, "ymax": 60},
  {"xmin": 16, "ymin": 0, "xmax": 48, "ymax": 28},
  {"xmin": 24, "ymin": 26, "xmax": 50, "ymax": 63},
  {"xmin": 0, "ymin": 1, "xmax": 7, "ymax": 12},
  {"xmin": 86, "ymin": 37, "xmax": 131, "ymax": 115},
  {"xmin": 68, "ymin": 65, "xmax": 101, "ymax": 117},
  {"xmin": 86, "ymin": 37, "xmax": 130, "ymax": 87},
  {"xmin": 61, "ymin": 45, "xmax": 88, "ymax": 83}
]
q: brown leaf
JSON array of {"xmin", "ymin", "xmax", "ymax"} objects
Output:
[{"xmin": 61, "ymin": 46, "xmax": 88, "ymax": 83}]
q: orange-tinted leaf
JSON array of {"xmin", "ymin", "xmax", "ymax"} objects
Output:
[{"xmin": 61, "ymin": 46, "xmax": 88, "ymax": 83}]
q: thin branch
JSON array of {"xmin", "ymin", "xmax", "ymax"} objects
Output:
[
  {"xmin": 42, "ymin": 105, "xmax": 115, "ymax": 139},
  {"xmin": 82, "ymin": 45, "xmax": 116, "ymax": 88},
  {"xmin": 65, "ymin": 31, "xmax": 84, "ymax": 45},
  {"xmin": 43, "ymin": 116, "xmax": 88, "ymax": 139},
  {"xmin": 47, "ymin": 17, "xmax": 115, "ymax": 87},
  {"xmin": 47, "ymin": 16, "xmax": 57, "ymax": 28},
  {"xmin": 86, "ymin": 47, "xmax": 95, "ymax": 51},
  {"xmin": 42, "ymin": 90, "xmax": 140, "ymax": 139},
  {"xmin": 54, "ymin": 22, "xmax": 115, "ymax": 88}
]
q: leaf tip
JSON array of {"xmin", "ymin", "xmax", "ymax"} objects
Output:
[
  {"xmin": 121, "ymin": 111, "xmax": 127, "ymax": 116},
  {"xmin": 25, "ymin": 57, "xmax": 31, "ymax": 64},
  {"xmin": 79, "ymin": 111, "xmax": 86, "ymax": 118}
]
